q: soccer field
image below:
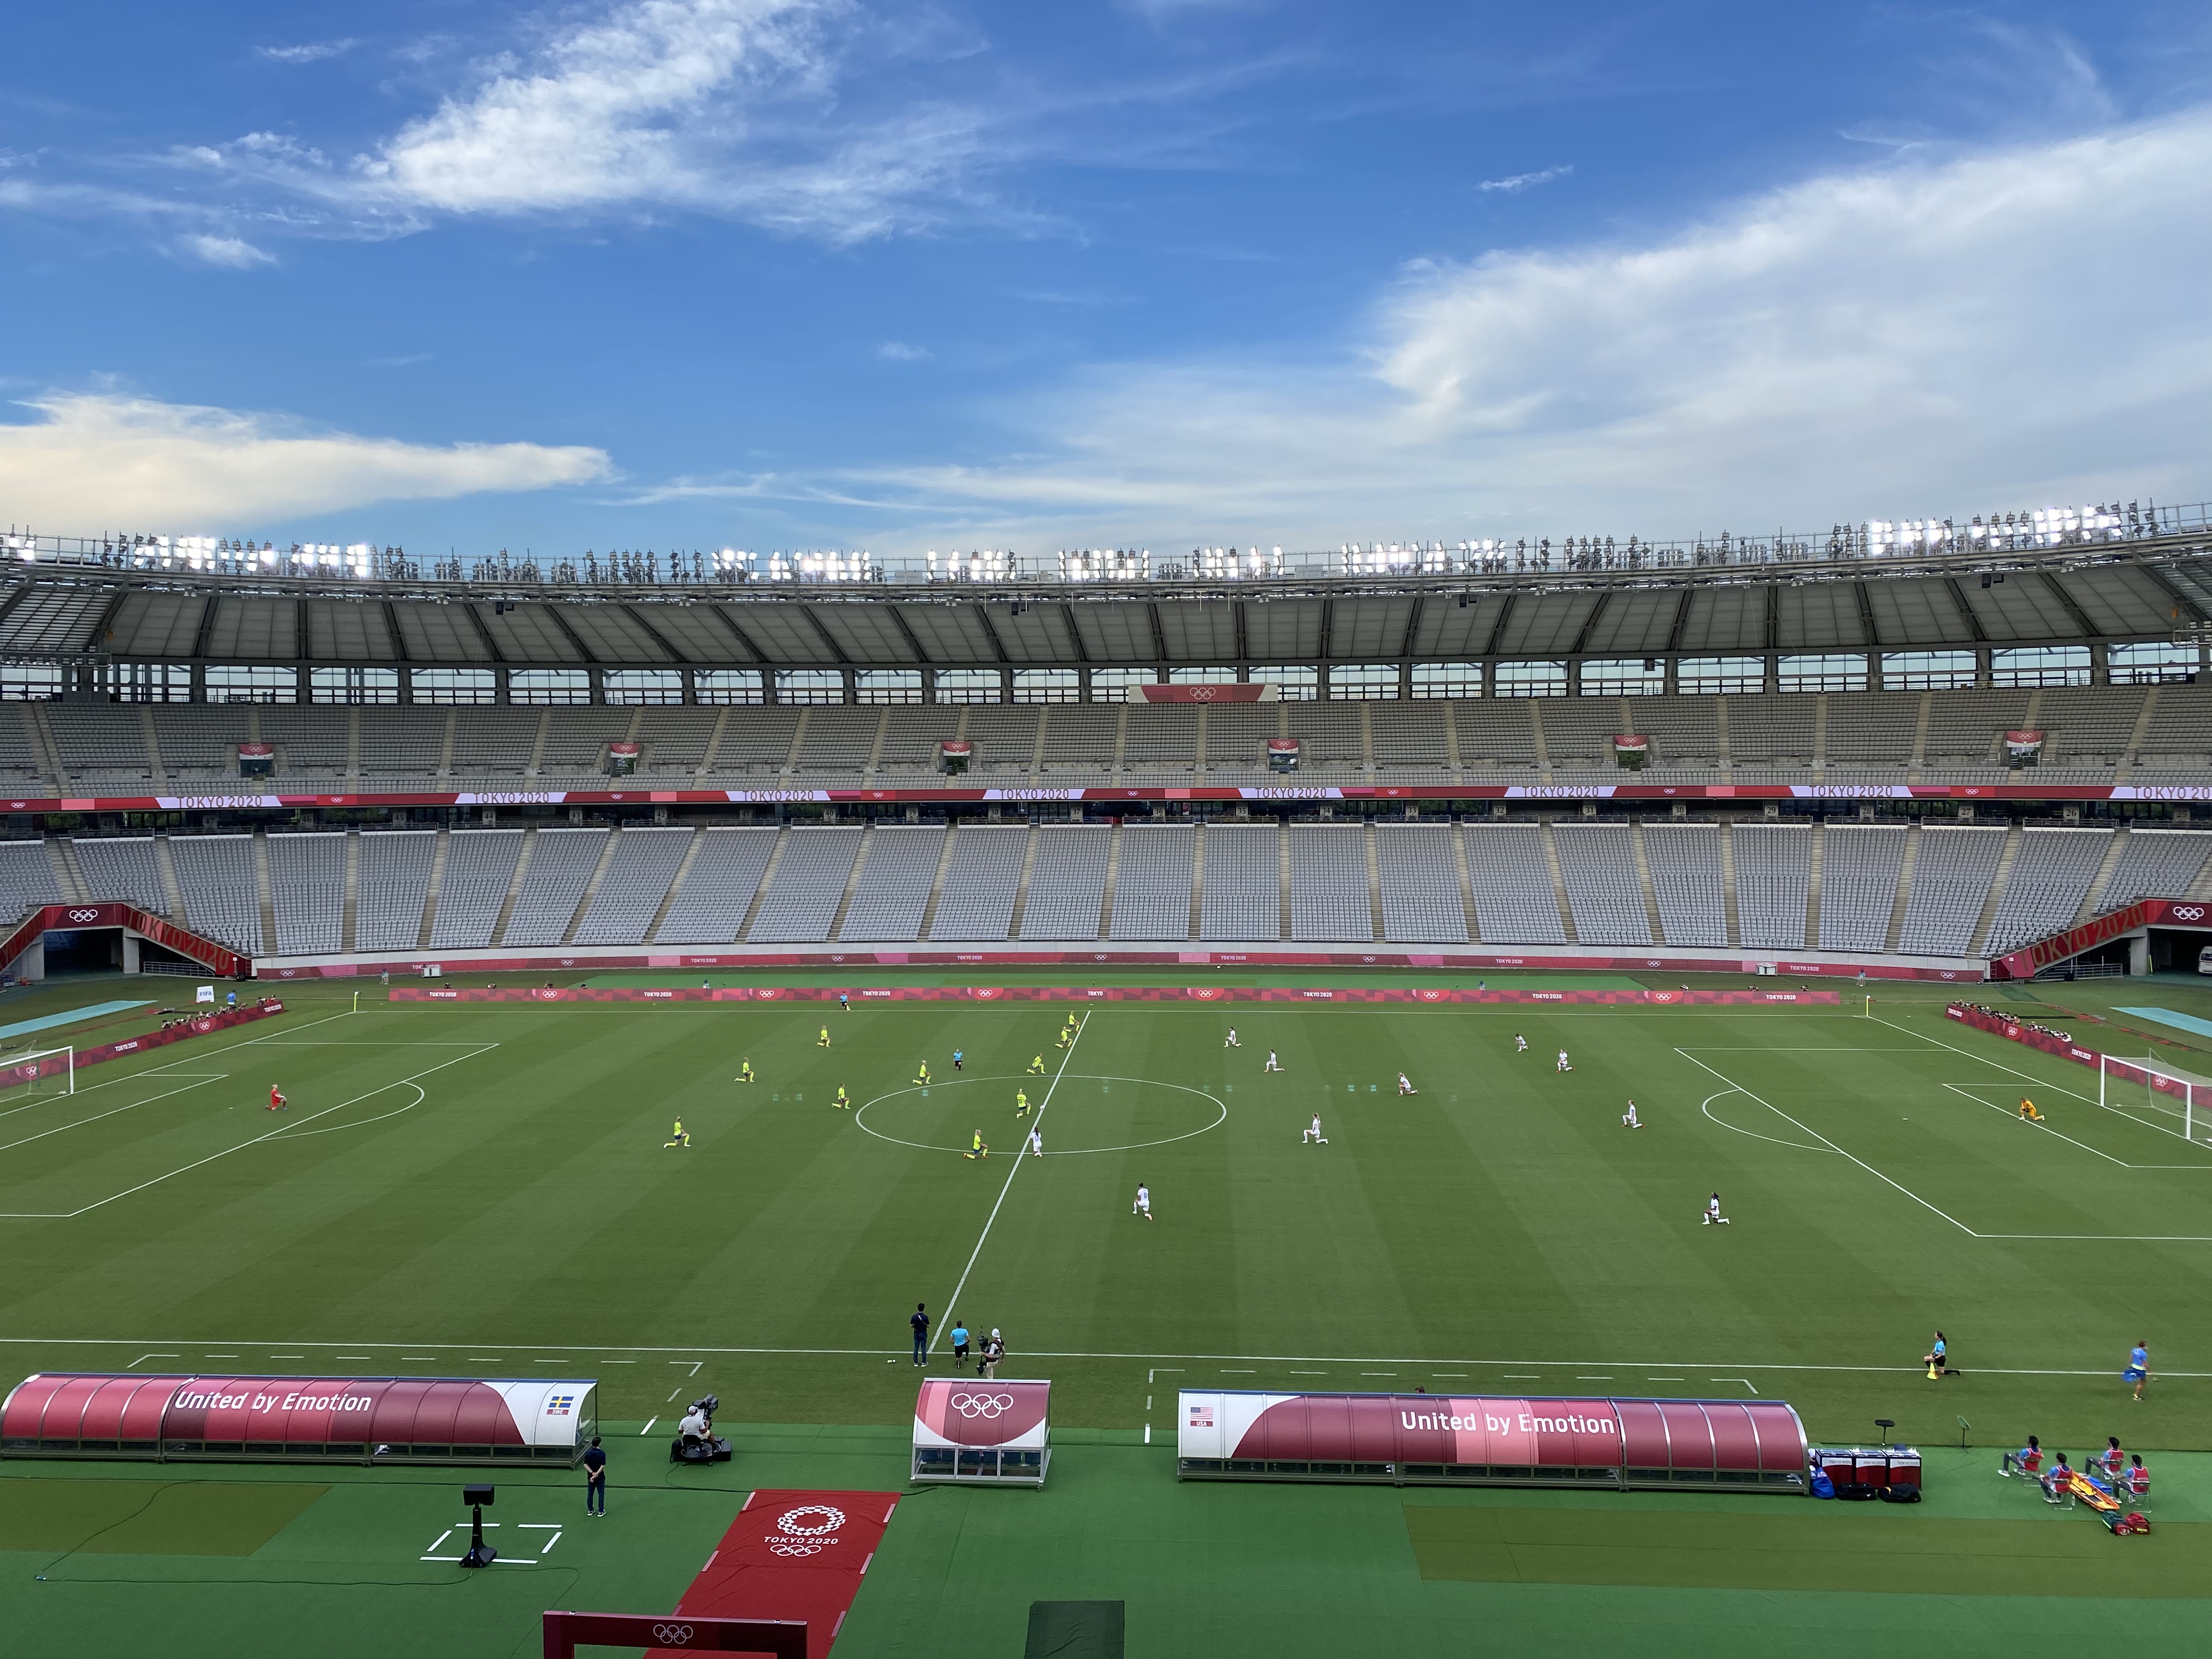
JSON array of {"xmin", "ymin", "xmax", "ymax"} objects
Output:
[{"xmin": 3, "ymin": 979, "xmax": 2208, "ymax": 1456}]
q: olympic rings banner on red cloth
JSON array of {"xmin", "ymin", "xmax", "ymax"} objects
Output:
[
  {"xmin": 676, "ymin": 1491, "xmax": 901, "ymax": 1658},
  {"xmin": 913, "ymin": 1379, "xmax": 1049, "ymax": 1451},
  {"xmin": 391, "ymin": 985, "xmax": 1838, "ymax": 1006}
]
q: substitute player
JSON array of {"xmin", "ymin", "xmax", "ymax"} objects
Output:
[
  {"xmin": 1303, "ymin": 1114, "xmax": 1328, "ymax": 1146},
  {"xmin": 1133, "ymin": 1182, "xmax": 1153, "ymax": 1221},
  {"xmin": 665, "ymin": 1119, "xmax": 691, "ymax": 1149},
  {"xmin": 268, "ymin": 1085, "xmax": 287, "ymax": 1113}
]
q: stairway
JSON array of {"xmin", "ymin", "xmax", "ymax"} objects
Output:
[
  {"xmin": 1967, "ymin": 822, "xmax": 2025, "ymax": 957},
  {"xmin": 1804, "ymin": 822, "xmax": 1824, "ymax": 949},
  {"xmin": 736, "ymin": 828, "xmax": 791, "ymax": 940},
  {"xmin": 916, "ymin": 822, "xmax": 962, "ymax": 939},
  {"xmin": 1884, "ymin": 827, "xmax": 1918, "ymax": 952},
  {"xmin": 417, "ymin": 827, "xmax": 452, "ymax": 948},
  {"xmin": 1630, "ymin": 822, "xmax": 1667, "ymax": 945},
  {"xmin": 1538, "ymin": 819, "xmax": 1577, "ymax": 942},
  {"xmin": 341, "ymin": 829, "xmax": 360, "ymax": 951},
  {"xmin": 1719, "ymin": 822, "xmax": 1741, "ymax": 947},
  {"xmin": 560, "ymin": 827, "xmax": 627, "ymax": 944},
  {"xmin": 828, "ymin": 826, "xmax": 874, "ymax": 939},
  {"xmin": 644, "ymin": 828, "xmax": 708, "ymax": 944},
  {"xmin": 1005, "ymin": 823, "xmax": 1042, "ymax": 936},
  {"xmin": 487, "ymin": 827, "xmax": 539, "ymax": 946}
]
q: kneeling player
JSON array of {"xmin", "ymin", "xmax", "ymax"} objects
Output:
[
  {"xmin": 2018, "ymin": 1097, "xmax": 2044, "ymax": 1121},
  {"xmin": 1133, "ymin": 1182, "xmax": 1153, "ymax": 1220},
  {"xmin": 833, "ymin": 1085, "xmax": 851, "ymax": 1110},
  {"xmin": 964, "ymin": 1130, "xmax": 988, "ymax": 1160},
  {"xmin": 268, "ymin": 1084, "xmax": 287, "ymax": 1113},
  {"xmin": 1396, "ymin": 1073, "xmax": 1417, "ymax": 1096},
  {"xmin": 665, "ymin": 1119, "xmax": 690, "ymax": 1149},
  {"xmin": 1556, "ymin": 1049, "xmax": 1572, "ymax": 1073},
  {"xmin": 1702, "ymin": 1192, "xmax": 1728, "ymax": 1225},
  {"xmin": 1303, "ymin": 1114, "xmax": 1327, "ymax": 1145},
  {"xmin": 1622, "ymin": 1101, "xmax": 1641, "ymax": 1128},
  {"xmin": 736, "ymin": 1059, "xmax": 755, "ymax": 1084}
]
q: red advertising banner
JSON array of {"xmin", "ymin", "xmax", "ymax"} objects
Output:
[
  {"xmin": 1946, "ymin": 1002, "xmax": 2199, "ymax": 1102},
  {"xmin": 676, "ymin": 1491, "xmax": 900, "ymax": 1658},
  {"xmin": 1989, "ymin": 896, "xmax": 2212, "ymax": 980},
  {"xmin": 391, "ymin": 985, "xmax": 1839, "ymax": 1007},
  {"xmin": 0, "ymin": 998, "xmax": 284, "ymax": 1091},
  {"xmin": 9, "ymin": 777, "xmax": 2207, "ymax": 812},
  {"xmin": 1127, "ymin": 683, "xmax": 1277, "ymax": 703},
  {"xmin": 0, "ymin": 902, "xmax": 244, "ymax": 978}
]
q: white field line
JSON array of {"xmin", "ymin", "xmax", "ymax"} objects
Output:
[
  {"xmin": 930, "ymin": 1012, "xmax": 1089, "ymax": 1352},
  {"xmin": 0, "ymin": 1042, "xmax": 499, "ymax": 1220},
  {"xmin": 1679, "ymin": 1040, "xmax": 2212, "ymax": 1242},
  {"xmin": 0, "ymin": 1076, "xmax": 226, "ymax": 1155},
  {"xmin": 7, "ymin": 1332, "xmax": 2204, "ymax": 1380},
  {"xmin": 1672, "ymin": 1047, "xmax": 1980, "ymax": 1237},
  {"xmin": 0, "ymin": 1009, "xmax": 366, "ymax": 1131}
]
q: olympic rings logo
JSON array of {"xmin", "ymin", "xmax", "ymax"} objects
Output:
[
  {"xmin": 67, "ymin": 908, "xmax": 100, "ymax": 923},
  {"xmin": 769, "ymin": 1542, "xmax": 822, "ymax": 1557},
  {"xmin": 777, "ymin": 1504, "xmax": 845, "ymax": 1537},
  {"xmin": 2174, "ymin": 905, "xmax": 2206, "ymax": 921},
  {"xmin": 950, "ymin": 1393, "xmax": 1015, "ymax": 1420},
  {"xmin": 651, "ymin": 1624, "xmax": 695, "ymax": 1645}
]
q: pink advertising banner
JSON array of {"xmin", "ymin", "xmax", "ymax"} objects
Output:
[{"xmin": 388, "ymin": 984, "xmax": 1841, "ymax": 1006}]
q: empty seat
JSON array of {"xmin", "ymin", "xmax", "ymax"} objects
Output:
[
  {"xmin": 1733, "ymin": 826, "xmax": 1810, "ymax": 950},
  {"xmin": 654, "ymin": 828, "xmax": 780, "ymax": 943},
  {"xmin": 1552, "ymin": 823, "xmax": 1651, "ymax": 945},
  {"xmin": 1288, "ymin": 823, "xmax": 1372, "ymax": 941},
  {"xmin": 0, "ymin": 840, "xmax": 63, "ymax": 924},
  {"xmin": 572, "ymin": 828, "xmax": 693, "ymax": 945},
  {"xmin": 1464, "ymin": 823, "xmax": 1566, "ymax": 944},
  {"xmin": 169, "ymin": 834, "xmax": 264, "ymax": 955},
  {"xmin": 72, "ymin": 837, "xmax": 170, "ymax": 913},
  {"xmin": 266, "ymin": 832, "xmax": 344, "ymax": 955},
  {"xmin": 1816, "ymin": 826, "xmax": 1906, "ymax": 951},
  {"xmin": 1199, "ymin": 824, "xmax": 1280, "ymax": 940},
  {"xmin": 1983, "ymin": 831, "xmax": 2111, "ymax": 955},
  {"xmin": 1643, "ymin": 824, "xmax": 1726, "ymax": 947},
  {"xmin": 356, "ymin": 831, "xmax": 436, "ymax": 950},
  {"xmin": 1374, "ymin": 823, "xmax": 1466, "ymax": 943},
  {"xmin": 428, "ymin": 830, "xmax": 525, "ymax": 949},
  {"xmin": 1898, "ymin": 829, "xmax": 2005, "ymax": 956},
  {"xmin": 1109, "ymin": 825, "xmax": 1195, "ymax": 940},
  {"xmin": 838, "ymin": 826, "xmax": 947, "ymax": 941},
  {"xmin": 928, "ymin": 825, "xmax": 1030, "ymax": 940},
  {"xmin": 746, "ymin": 828, "xmax": 863, "ymax": 942},
  {"xmin": 2098, "ymin": 831, "xmax": 2212, "ymax": 910},
  {"xmin": 500, "ymin": 828, "xmax": 610, "ymax": 945},
  {"xmin": 1018, "ymin": 827, "xmax": 1110, "ymax": 939}
]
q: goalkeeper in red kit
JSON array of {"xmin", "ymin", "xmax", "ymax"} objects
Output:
[{"xmin": 268, "ymin": 1085, "xmax": 287, "ymax": 1112}]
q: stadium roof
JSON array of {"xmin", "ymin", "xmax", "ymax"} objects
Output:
[{"xmin": 2, "ymin": 522, "xmax": 2207, "ymax": 675}]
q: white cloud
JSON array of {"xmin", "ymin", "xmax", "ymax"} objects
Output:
[
  {"xmin": 0, "ymin": 394, "xmax": 611, "ymax": 528},
  {"xmin": 258, "ymin": 40, "xmax": 358, "ymax": 65},
  {"xmin": 183, "ymin": 233, "xmax": 275, "ymax": 268},
  {"xmin": 852, "ymin": 108, "xmax": 2212, "ymax": 546},
  {"xmin": 1477, "ymin": 166, "xmax": 1570, "ymax": 194},
  {"xmin": 878, "ymin": 340, "xmax": 931, "ymax": 360}
]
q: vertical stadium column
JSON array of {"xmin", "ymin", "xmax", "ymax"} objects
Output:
[
  {"xmin": 920, "ymin": 667, "xmax": 937, "ymax": 704},
  {"xmin": 588, "ymin": 667, "xmax": 605, "ymax": 704},
  {"xmin": 1975, "ymin": 647, "xmax": 1993, "ymax": 688},
  {"xmin": 680, "ymin": 666, "xmax": 697, "ymax": 705},
  {"xmin": 493, "ymin": 665, "xmax": 512, "ymax": 704},
  {"xmin": 2088, "ymin": 643, "xmax": 2108, "ymax": 686}
]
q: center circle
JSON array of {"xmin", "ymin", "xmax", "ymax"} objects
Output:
[{"xmin": 854, "ymin": 1074, "xmax": 1227, "ymax": 1156}]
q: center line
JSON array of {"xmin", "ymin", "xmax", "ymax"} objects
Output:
[{"xmin": 931, "ymin": 1012, "xmax": 1089, "ymax": 1352}]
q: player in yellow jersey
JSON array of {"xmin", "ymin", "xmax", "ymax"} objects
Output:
[
  {"xmin": 833, "ymin": 1086, "xmax": 851, "ymax": 1110},
  {"xmin": 1014, "ymin": 1090, "xmax": 1030, "ymax": 1117},
  {"xmin": 915, "ymin": 1062, "xmax": 932, "ymax": 1085},
  {"xmin": 736, "ymin": 1059, "xmax": 755, "ymax": 1083},
  {"xmin": 665, "ymin": 1119, "xmax": 690, "ymax": 1148},
  {"xmin": 1027, "ymin": 1054, "xmax": 1046, "ymax": 1075},
  {"xmin": 964, "ymin": 1130, "xmax": 988, "ymax": 1160},
  {"xmin": 817, "ymin": 1026, "xmax": 831, "ymax": 1048}
]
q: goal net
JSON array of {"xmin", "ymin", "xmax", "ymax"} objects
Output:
[
  {"xmin": 2099, "ymin": 1052, "xmax": 2212, "ymax": 1145},
  {"xmin": 0, "ymin": 1045, "xmax": 75, "ymax": 1100}
]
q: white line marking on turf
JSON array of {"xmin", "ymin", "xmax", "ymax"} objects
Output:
[
  {"xmin": 930, "ymin": 1011, "xmax": 1091, "ymax": 1352},
  {"xmin": 1674, "ymin": 1048, "xmax": 1980, "ymax": 1235},
  {"xmin": 127, "ymin": 1353, "xmax": 178, "ymax": 1368},
  {"xmin": 1711, "ymin": 1377, "xmax": 1759, "ymax": 1393},
  {"xmin": 0, "ymin": 1043, "xmax": 498, "ymax": 1220},
  {"xmin": 0, "ymin": 1076, "xmax": 226, "ymax": 1155},
  {"xmin": 640, "ymin": 1417, "xmax": 657, "ymax": 1435},
  {"xmin": 1699, "ymin": 1090, "xmax": 1837, "ymax": 1153}
]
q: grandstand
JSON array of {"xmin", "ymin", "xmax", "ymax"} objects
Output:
[{"xmin": 0, "ymin": 507, "xmax": 2205, "ymax": 982}]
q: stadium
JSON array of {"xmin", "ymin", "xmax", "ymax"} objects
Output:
[{"xmin": 2, "ymin": 498, "xmax": 2211, "ymax": 1656}]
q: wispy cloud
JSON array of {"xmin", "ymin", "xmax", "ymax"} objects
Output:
[
  {"xmin": 257, "ymin": 40, "xmax": 358, "ymax": 65},
  {"xmin": 0, "ymin": 394, "xmax": 610, "ymax": 527},
  {"xmin": 1476, "ymin": 165, "xmax": 1570, "ymax": 194},
  {"xmin": 831, "ymin": 108, "xmax": 2212, "ymax": 546},
  {"xmin": 183, "ymin": 234, "xmax": 275, "ymax": 268},
  {"xmin": 877, "ymin": 340, "xmax": 932, "ymax": 360}
]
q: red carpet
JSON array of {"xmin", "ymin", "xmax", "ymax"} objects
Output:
[{"xmin": 676, "ymin": 1490, "xmax": 901, "ymax": 1657}]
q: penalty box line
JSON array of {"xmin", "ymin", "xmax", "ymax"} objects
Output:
[
  {"xmin": 0, "ymin": 1041, "xmax": 501, "ymax": 1221},
  {"xmin": 1676, "ymin": 1044, "xmax": 2212, "ymax": 1243},
  {"xmin": 930, "ymin": 1011, "xmax": 1091, "ymax": 1355},
  {"xmin": 0, "ymin": 1007, "xmax": 363, "ymax": 1126}
]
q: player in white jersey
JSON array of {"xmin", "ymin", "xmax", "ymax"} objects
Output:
[
  {"xmin": 1224, "ymin": 1028, "xmax": 1240, "ymax": 1048},
  {"xmin": 1622, "ymin": 1101, "xmax": 1641, "ymax": 1128},
  {"xmin": 1703, "ymin": 1192, "xmax": 1729, "ymax": 1225},
  {"xmin": 1556, "ymin": 1049, "xmax": 1572, "ymax": 1073},
  {"xmin": 1133, "ymin": 1182, "xmax": 1153, "ymax": 1220},
  {"xmin": 1303, "ymin": 1114, "xmax": 1327, "ymax": 1145},
  {"xmin": 1396, "ymin": 1073, "xmax": 1417, "ymax": 1096},
  {"xmin": 1263, "ymin": 1051, "xmax": 1282, "ymax": 1072},
  {"xmin": 1515, "ymin": 1034, "xmax": 1527, "ymax": 1053},
  {"xmin": 1026, "ymin": 1126, "xmax": 1043, "ymax": 1156}
]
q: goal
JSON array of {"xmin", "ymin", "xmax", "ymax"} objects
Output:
[
  {"xmin": 0, "ymin": 1045, "xmax": 74, "ymax": 1099},
  {"xmin": 2098, "ymin": 1052, "xmax": 2212, "ymax": 1145}
]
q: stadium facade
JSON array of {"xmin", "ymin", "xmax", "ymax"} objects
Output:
[{"xmin": 0, "ymin": 502, "xmax": 2207, "ymax": 986}]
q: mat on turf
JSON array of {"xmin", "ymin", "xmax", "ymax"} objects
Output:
[{"xmin": 676, "ymin": 1489, "xmax": 900, "ymax": 1656}]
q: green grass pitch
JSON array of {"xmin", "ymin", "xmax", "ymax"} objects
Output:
[{"xmin": 4, "ymin": 972, "xmax": 2211, "ymax": 1654}]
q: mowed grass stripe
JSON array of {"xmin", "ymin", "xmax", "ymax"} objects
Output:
[{"xmin": 1406, "ymin": 1506, "xmax": 2208, "ymax": 1596}]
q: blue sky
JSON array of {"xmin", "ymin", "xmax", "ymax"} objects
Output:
[{"xmin": 3, "ymin": 1, "xmax": 2209, "ymax": 559}]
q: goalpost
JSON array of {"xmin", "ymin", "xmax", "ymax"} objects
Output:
[
  {"xmin": 0, "ymin": 1045, "xmax": 75, "ymax": 1099},
  {"xmin": 2098, "ymin": 1052, "xmax": 2212, "ymax": 1145}
]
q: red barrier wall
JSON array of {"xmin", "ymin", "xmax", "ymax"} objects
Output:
[
  {"xmin": 390, "ymin": 985, "xmax": 1841, "ymax": 1006},
  {"xmin": 1946, "ymin": 1003, "xmax": 2198, "ymax": 1101},
  {"xmin": 1989, "ymin": 897, "xmax": 2212, "ymax": 980},
  {"xmin": 0, "ymin": 998, "xmax": 284, "ymax": 1091}
]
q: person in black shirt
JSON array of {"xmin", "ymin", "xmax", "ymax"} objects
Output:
[
  {"xmin": 583, "ymin": 1436, "xmax": 607, "ymax": 1516},
  {"xmin": 911, "ymin": 1302, "xmax": 929, "ymax": 1365}
]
